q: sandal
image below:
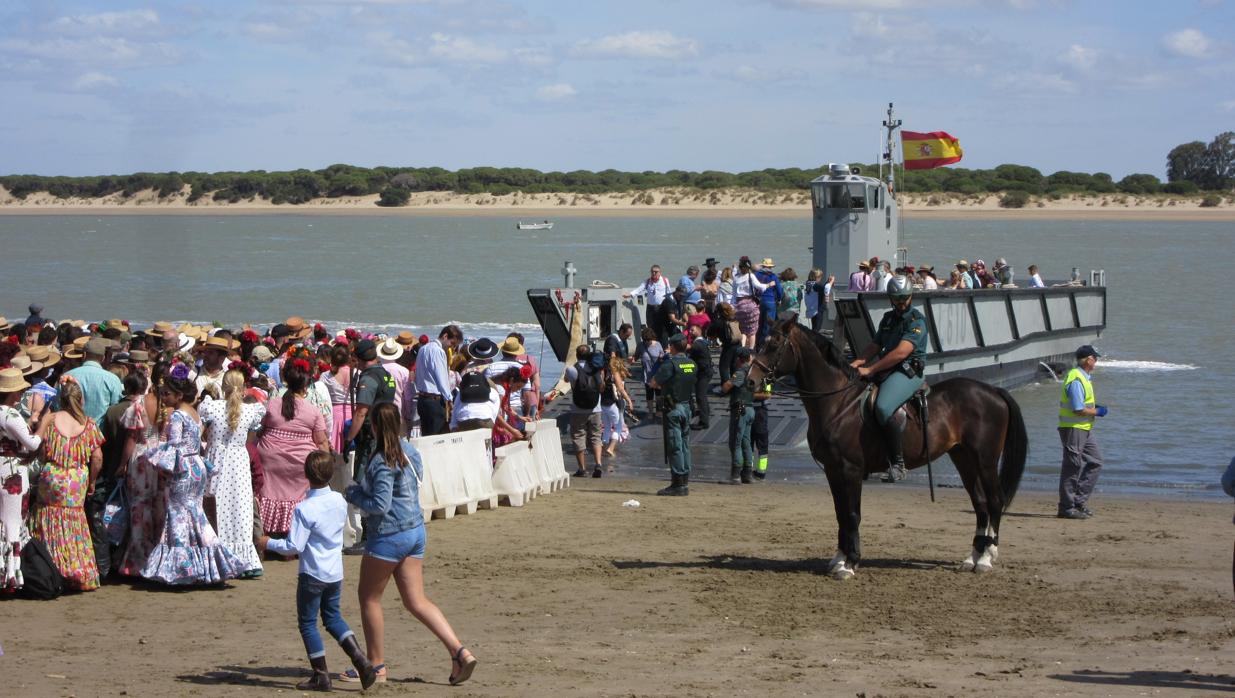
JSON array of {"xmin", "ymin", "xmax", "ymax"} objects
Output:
[
  {"xmin": 340, "ymin": 663, "xmax": 386, "ymax": 683},
  {"xmin": 449, "ymin": 647, "xmax": 477, "ymax": 686}
]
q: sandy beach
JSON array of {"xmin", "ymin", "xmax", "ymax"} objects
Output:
[
  {"xmin": 4, "ymin": 478, "xmax": 1232, "ymax": 697},
  {"xmin": 2, "ymin": 186, "xmax": 1233, "ymax": 221}
]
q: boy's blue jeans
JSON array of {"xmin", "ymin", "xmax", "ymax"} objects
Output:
[{"xmin": 296, "ymin": 573, "xmax": 354, "ymax": 658}]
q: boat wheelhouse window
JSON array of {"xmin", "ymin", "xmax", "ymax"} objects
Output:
[
  {"xmin": 869, "ymin": 185, "xmax": 880, "ymax": 209},
  {"xmin": 812, "ymin": 182, "xmax": 868, "ymax": 210}
]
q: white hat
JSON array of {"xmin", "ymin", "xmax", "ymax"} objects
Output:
[
  {"xmin": 178, "ymin": 333, "xmax": 196, "ymax": 353},
  {"xmin": 376, "ymin": 337, "xmax": 404, "ymax": 361}
]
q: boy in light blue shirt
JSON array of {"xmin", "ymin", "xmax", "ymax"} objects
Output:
[{"xmin": 259, "ymin": 451, "xmax": 377, "ymax": 691}]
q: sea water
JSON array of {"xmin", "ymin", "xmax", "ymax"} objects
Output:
[{"xmin": 0, "ymin": 213, "xmax": 1227, "ymax": 497}]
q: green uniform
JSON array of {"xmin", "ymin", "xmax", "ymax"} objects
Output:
[
  {"xmin": 872, "ymin": 305, "xmax": 929, "ymax": 425},
  {"xmin": 654, "ymin": 354, "xmax": 697, "ymax": 476},
  {"xmin": 728, "ymin": 367, "xmax": 755, "ymax": 468}
]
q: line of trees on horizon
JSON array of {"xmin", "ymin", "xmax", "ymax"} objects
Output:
[{"xmin": 1, "ymin": 133, "xmax": 1230, "ymax": 207}]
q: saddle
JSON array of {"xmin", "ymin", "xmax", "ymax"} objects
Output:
[{"xmin": 863, "ymin": 379, "xmax": 930, "ymax": 423}]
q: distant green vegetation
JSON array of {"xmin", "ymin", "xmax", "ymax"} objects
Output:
[{"xmin": 1, "ymin": 133, "xmax": 1229, "ymax": 206}]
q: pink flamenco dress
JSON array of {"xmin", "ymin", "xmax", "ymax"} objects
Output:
[
  {"xmin": 139, "ymin": 409, "xmax": 244, "ymax": 585},
  {"xmin": 254, "ymin": 396, "xmax": 325, "ymax": 535},
  {"xmin": 28, "ymin": 419, "xmax": 103, "ymax": 591},
  {"xmin": 118, "ymin": 399, "xmax": 166, "ymax": 577}
]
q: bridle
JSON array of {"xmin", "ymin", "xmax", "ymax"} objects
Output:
[{"xmin": 750, "ymin": 328, "xmax": 861, "ymax": 399}]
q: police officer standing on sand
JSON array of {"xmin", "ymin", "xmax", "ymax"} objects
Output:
[
  {"xmin": 1057, "ymin": 345, "xmax": 1108, "ymax": 519},
  {"xmin": 850, "ymin": 276, "xmax": 929, "ymax": 482},
  {"xmin": 649, "ymin": 333, "xmax": 697, "ymax": 496}
]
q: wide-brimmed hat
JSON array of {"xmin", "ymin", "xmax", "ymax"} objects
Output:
[
  {"xmin": 83, "ymin": 337, "xmax": 110, "ymax": 357},
  {"xmin": 0, "ymin": 368, "xmax": 31, "ymax": 394},
  {"xmin": 956, "ymin": 259, "xmax": 970, "ymax": 269},
  {"xmin": 202, "ymin": 335, "xmax": 235, "ymax": 353},
  {"xmin": 467, "ymin": 338, "xmax": 498, "ymax": 360},
  {"xmin": 128, "ymin": 349, "xmax": 152, "ymax": 364},
  {"xmin": 143, "ymin": 321, "xmax": 174, "ymax": 337},
  {"xmin": 251, "ymin": 345, "xmax": 274, "ymax": 363},
  {"xmin": 177, "ymin": 333, "xmax": 196, "ymax": 353},
  {"xmin": 858, "ymin": 259, "xmax": 871, "ymax": 269},
  {"xmin": 395, "ymin": 331, "xmax": 416, "ymax": 347},
  {"xmin": 760, "ymin": 258, "xmax": 775, "ymax": 268},
  {"xmin": 376, "ymin": 338, "xmax": 404, "ymax": 361},
  {"xmin": 104, "ymin": 318, "xmax": 126, "ymax": 331},
  {"xmin": 9, "ymin": 354, "xmax": 43, "ymax": 376},
  {"xmin": 0, "ymin": 317, "xmax": 10, "ymax": 332},
  {"xmin": 917, "ymin": 265, "xmax": 934, "ymax": 274},
  {"xmin": 703, "ymin": 257, "xmax": 719, "ymax": 267},
  {"xmin": 285, "ymin": 316, "xmax": 311, "ymax": 339},
  {"xmin": 499, "ymin": 337, "xmax": 525, "ymax": 356},
  {"xmin": 26, "ymin": 345, "xmax": 61, "ymax": 368}
]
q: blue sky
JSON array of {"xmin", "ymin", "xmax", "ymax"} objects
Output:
[{"xmin": 1, "ymin": 0, "xmax": 1231, "ymax": 178}]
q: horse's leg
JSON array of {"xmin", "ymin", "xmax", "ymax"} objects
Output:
[
  {"xmin": 972, "ymin": 438, "xmax": 1007, "ymax": 573},
  {"xmin": 824, "ymin": 466, "xmax": 849, "ymax": 574},
  {"xmin": 949, "ymin": 447, "xmax": 989, "ymax": 572},
  {"xmin": 824, "ymin": 464, "xmax": 862, "ymax": 580}
]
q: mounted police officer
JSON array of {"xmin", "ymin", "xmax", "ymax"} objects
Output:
[
  {"xmin": 649, "ymin": 333, "xmax": 697, "ymax": 496},
  {"xmin": 850, "ymin": 275, "xmax": 928, "ymax": 482}
]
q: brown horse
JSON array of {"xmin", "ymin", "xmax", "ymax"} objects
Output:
[{"xmin": 748, "ymin": 318, "xmax": 1027, "ymax": 579}]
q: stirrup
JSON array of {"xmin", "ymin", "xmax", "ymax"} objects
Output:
[{"xmin": 881, "ymin": 460, "xmax": 906, "ymax": 483}]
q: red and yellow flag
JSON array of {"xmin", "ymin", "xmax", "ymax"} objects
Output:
[{"xmin": 901, "ymin": 131, "xmax": 963, "ymax": 170}]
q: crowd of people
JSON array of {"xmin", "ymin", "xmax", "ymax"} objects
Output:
[
  {"xmin": 847, "ymin": 256, "xmax": 1047, "ymax": 293},
  {"xmin": 0, "ymin": 309, "xmax": 569, "ymax": 683}
]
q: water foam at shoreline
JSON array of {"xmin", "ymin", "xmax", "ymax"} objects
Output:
[{"xmin": 1098, "ymin": 359, "xmax": 1198, "ymax": 372}]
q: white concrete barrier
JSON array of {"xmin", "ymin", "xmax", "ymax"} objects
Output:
[
  {"xmin": 410, "ymin": 430, "xmax": 491, "ymax": 519},
  {"xmin": 492, "ymin": 441, "xmax": 541, "ymax": 507},
  {"xmin": 527, "ymin": 420, "xmax": 571, "ymax": 494}
]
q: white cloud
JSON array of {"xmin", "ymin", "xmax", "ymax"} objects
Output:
[
  {"xmin": 991, "ymin": 70, "xmax": 1076, "ymax": 93},
  {"xmin": 49, "ymin": 9, "xmax": 161, "ymax": 36},
  {"xmin": 850, "ymin": 12, "xmax": 921, "ymax": 40},
  {"xmin": 428, "ymin": 32, "xmax": 507, "ymax": 64},
  {"xmin": 536, "ymin": 83, "xmax": 576, "ymax": 101},
  {"xmin": 574, "ymin": 30, "xmax": 699, "ymax": 60},
  {"xmin": 0, "ymin": 36, "xmax": 179, "ymax": 68},
  {"xmin": 771, "ymin": 0, "xmax": 919, "ymax": 9},
  {"xmin": 1061, "ymin": 44, "xmax": 1097, "ymax": 71},
  {"xmin": 1162, "ymin": 28, "xmax": 1212, "ymax": 58},
  {"xmin": 71, "ymin": 71, "xmax": 119, "ymax": 90},
  {"xmin": 1220, "ymin": 99, "xmax": 1235, "ymax": 111}
]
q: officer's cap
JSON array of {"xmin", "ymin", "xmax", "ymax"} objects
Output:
[
  {"xmin": 1075, "ymin": 345, "xmax": 1100, "ymax": 360},
  {"xmin": 669, "ymin": 333, "xmax": 686, "ymax": 344}
]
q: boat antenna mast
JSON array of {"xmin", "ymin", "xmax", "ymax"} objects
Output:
[{"xmin": 882, "ymin": 102, "xmax": 902, "ymax": 197}]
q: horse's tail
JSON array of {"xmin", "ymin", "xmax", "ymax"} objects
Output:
[{"xmin": 996, "ymin": 387, "xmax": 1028, "ymax": 511}]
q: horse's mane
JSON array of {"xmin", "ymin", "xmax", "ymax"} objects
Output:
[{"xmin": 791, "ymin": 324, "xmax": 858, "ymax": 379}]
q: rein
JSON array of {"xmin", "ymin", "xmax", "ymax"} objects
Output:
[{"xmin": 750, "ymin": 330, "xmax": 861, "ymax": 399}]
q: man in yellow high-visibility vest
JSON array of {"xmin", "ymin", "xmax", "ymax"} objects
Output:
[{"xmin": 1057, "ymin": 345, "xmax": 1108, "ymax": 519}]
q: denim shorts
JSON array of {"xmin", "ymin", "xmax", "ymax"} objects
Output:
[{"xmin": 365, "ymin": 524, "xmax": 426, "ymax": 563}]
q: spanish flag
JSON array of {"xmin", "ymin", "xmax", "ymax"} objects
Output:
[{"xmin": 902, "ymin": 131, "xmax": 963, "ymax": 170}]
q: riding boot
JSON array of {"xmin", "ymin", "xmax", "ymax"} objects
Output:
[
  {"xmin": 740, "ymin": 466, "xmax": 753, "ymax": 484},
  {"xmin": 297, "ymin": 656, "xmax": 332, "ymax": 692},
  {"xmin": 680, "ymin": 472, "xmax": 690, "ymax": 496},
  {"xmin": 881, "ymin": 410, "xmax": 908, "ymax": 483},
  {"xmin": 339, "ymin": 635, "xmax": 378, "ymax": 689},
  {"xmin": 722, "ymin": 465, "xmax": 741, "ymax": 485},
  {"xmin": 657, "ymin": 473, "xmax": 682, "ymax": 496}
]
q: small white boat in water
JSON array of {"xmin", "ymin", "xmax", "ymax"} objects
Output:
[{"xmin": 517, "ymin": 221, "xmax": 554, "ymax": 230}]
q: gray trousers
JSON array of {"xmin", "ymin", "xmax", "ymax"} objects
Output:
[{"xmin": 1058, "ymin": 427, "xmax": 1103, "ymax": 513}]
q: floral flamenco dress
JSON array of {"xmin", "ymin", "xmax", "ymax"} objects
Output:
[
  {"xmin": 29, "ymin": 419, "xmax": 103, "ymax": 591},
  {"xmin": 139, "ymin": 410, "xmax": 245, "ymax": 585},
  {"xmin": 118, "ymin": 400, "xmax": 165, "ymax": 577}
]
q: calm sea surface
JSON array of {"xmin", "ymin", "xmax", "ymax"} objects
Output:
[{"xmin": 0, "ymin": 213, "xmax": 1228, "ymax": 498}]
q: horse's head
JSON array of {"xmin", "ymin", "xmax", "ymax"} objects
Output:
[{"xmin": 747, "ymin": 317, "xmax": 802, "ymax": 389}]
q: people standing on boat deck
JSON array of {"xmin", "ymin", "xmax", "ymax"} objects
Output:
[
  {"xmin": 1057, "ymin": 345, "xmax": 1108, "ymax": 520},
  {"xmin": 917, "ymin": 266, "xmax": 939, "ymax": 290},
  {"xmin": 733, "ymin": 258, "xmax": 775, "ymax": 349},
  {"xmin": 1027, "ymin": 264, "xmax": 1045, "ymax": 288},
  {"xmin": 559, "ymin": 346, "xmax": 605, "ymax": 478},
  {"xmin": 636, "ymin": 327, "xmax": 664, "ymax": 417},
  {"xmin": 850, "ymin": 276, "xmax": 929, "ymax": 483},
  {"xmin": 716, "ymin": 303, "xmax": 741, "ymax": 384},
  {"xmin": 873, "ymin": 260, "xmax": 893, "ymax": 292},
  {"xmin": 628, "ymin": 265, "xmax": 673, "ymax": 342},
  {"xmin": 660, "ymin": 284, "xmax": 691, "ymax": 344},
  {"xmin": 697, "ymin": 268, "xmax": 720, "ymax": 314},
  {"xmin": 994, "ymin": 258, "xmax": 1015, "ymax": 286},
  {"xmin": 717, "ymin": 266, "xmax": 736, "ymax": 307},
  {"xmin": 777, "ymin": 268, "xmax": 803, "ymax": 320},
  {"xmin": 603, "ymin": 323, "xmax": 633, "ymax": 362},
  {"xmin": 686, "ymin": 323, "xmax": 713, "ymax": 431},
  {"xmin": 755, "ymin": 259, "xmax": 783, "ymax": 345},
  {"xmin": 678, "ymin": 265, "xmax": 702, "ymax": 306},
  {"xmin": 649, "ymin": 333, "xmax": 697, "ymax": 497},
  {"xmin": 414, "ymin": 326, "xmax": 462, "ymax": 437},
  {"xmin": 720, "ymin": 347, "xmax": 756, "ymax": 485},
  {"xmin": 955, "ymin": 260, "xmax": 975, "ymax": 289},
  {"xmin": 848, "ymin": 259, "xmax": 872, "ymax": 292},
  {"xmin": 974, "ymin": 260, "xmax": 999, "ymax": 288}
]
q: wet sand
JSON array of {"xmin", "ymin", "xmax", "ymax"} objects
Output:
[{"xmin": 4, "ymin": 479, "xmax": 1233, "ymax": 697}]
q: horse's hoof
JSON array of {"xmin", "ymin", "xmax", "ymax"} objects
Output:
[
  {"xmin": 826, "ymin": 552, "xmax": 846, "ymax": 574},
  {"xmin": 832, "ymin": 563, "xmax": 855, "ymax": 581},
  {"xmin": 958, "ymin": 555, "xmax": 976, "ymax": 572},
  {"xmin": 987, "ymin": 545, "xmax": 999, "ymax": 563},
  {"xmin": 974, "ymin": 560, "xmax": 994, "ymax": 574}
]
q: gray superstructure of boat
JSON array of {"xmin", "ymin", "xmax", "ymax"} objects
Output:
[{"xmin": 528, "ymin": 103, "xmax": 1105, "ymax": 448}]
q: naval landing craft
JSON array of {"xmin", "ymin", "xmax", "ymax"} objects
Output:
[{"xmin": 527, "ymin": 104, "xmax": 1106, "ymax": 448}]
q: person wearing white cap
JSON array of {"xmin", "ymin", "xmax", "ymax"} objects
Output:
[{"xmin": 376, "ymin": 338, "xmax": 410, "ymax": 426}]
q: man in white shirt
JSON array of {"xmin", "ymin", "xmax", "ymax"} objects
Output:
[
  {"xmin": 1027, "ymin": 264, "xmax": 1045, "ymax": 288},
  {"xmin": 629, "ymin": 265, "xmax": 672, "ymax": 343}
]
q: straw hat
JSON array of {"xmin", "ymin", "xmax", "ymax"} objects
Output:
[
  {"xmin": 128, "ymin": 349, "xmax": 152, "ymax": 365},
  {"xmin": 0, "ymin": 368, "xmax": 31, "ymax": 394},
  {"xmin": 0, "ymin": 317, "xmax": 9, "ymax": 332},
  {"xmin": 760, "ymin": 258, "xmax": 775, "ymax": 268},
  {"xmin": 285, "ymin": 316, "xmax": 311, "ymax": 339},
  {"xmin": 202, "ymin": 335, "xmax": 234, "ymax": 353},
  {"xmin": 956, "ymin": 259, "xmax": 970, "ymax": 269},
  {"xmin": 104, "ymin": 318, "xmax": 126, "ymax": 331},
  {"xmin": 858, "ymin": 259, "xmax": 871, "ymax": 270},
  {"xmin": 9, "ymin": 354, "xmax": 43, "ymax": 376},
  {"xmin": 376, "ymin": 338, "xmax": 404, "ymax": 361},
  {"xmin": 395, "ymin": 331, "xmax": 416, "ymax": 347},
  {"xmin": 499, "ymin": 336, "xmax": 525, "ymax": 356},
  {"xmin": 26, "ymin": 345, "xmax": 61, "ymax": 368},
  {"xmin": 144, "ymin": 321, "xmax": 175, "ymax": 337}
]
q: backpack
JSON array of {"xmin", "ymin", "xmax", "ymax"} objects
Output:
[
  {"xmin": 20, "ymin": 538, "xmax": 65, "ymax": 600},
  {"xmin": 459, "ymin": 372, "xmax": 492, "ymax": 404},
  {"xmin": 571, "ymin": 362, "xmax": 604, "ymax": 410}
]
